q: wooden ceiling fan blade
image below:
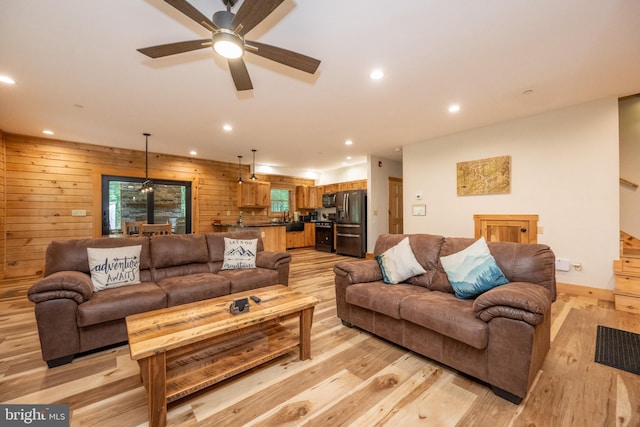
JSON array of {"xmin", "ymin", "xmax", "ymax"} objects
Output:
[
  {"xmin": 228, "ymin": 58, "xmax": 253, "ymax": 91},
  {"xmin": 137, "ymin": 39, "xmax": 211, "ymax": 58},
  {"xmin": 231, "ymin": 0, "xmax": 284, "ymax": 36},
  {"xmin": 165, "ymin": 0, "xmax": 218, "ymax": 31},
  {"xmin": 246, "ymin": 41, "xmax": 320, "ymax": 74}
]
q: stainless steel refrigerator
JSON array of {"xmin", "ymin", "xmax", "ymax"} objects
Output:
[{"xmin": 335, "ymin": 189, "xmax": 366, "ymax": 257}]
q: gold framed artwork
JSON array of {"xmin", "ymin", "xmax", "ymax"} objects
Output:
[{"xmin": 457, "ymin": 155, "xmax": 511, "ymax": 196}]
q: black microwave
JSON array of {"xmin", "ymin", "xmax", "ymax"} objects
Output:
[{"xmin": 322, "ymin": 193, "xmax": 336, "ymax": 208}]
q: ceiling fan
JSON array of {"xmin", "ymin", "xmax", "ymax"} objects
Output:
[{"xmin": 137, "ymin": 0, "xmax": 321, "ymax": 91}]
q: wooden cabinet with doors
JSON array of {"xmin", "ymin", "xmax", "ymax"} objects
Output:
[
  {"xmin": 237, "ymin": 180, "xmax": 271, "ymax": 208},
  {"xmin": 304, "ymin": 222, "xmax": 315, "ymax": 246},
  {"xmin": 474, "ymin": 214, "xmax": 538, "ymax": 244},
  {"xmin": 295, "ymin": 185, "xmax": 318, "ymax": 209}
]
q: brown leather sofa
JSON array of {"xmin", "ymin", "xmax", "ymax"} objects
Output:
[
  {"xmin": 28, "ymin": 230, "xmax": 291, "ymax": 368},
  {"xmin": 334, "ymin": 233, "xmax": 556, "ymax": 403}
]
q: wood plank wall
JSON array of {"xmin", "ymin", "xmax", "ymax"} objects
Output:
[
  {"xmin": 0, "ymin": 131, "xmax": 5, "ymax": 275},
  {"xmin": 1, "ymin": 133, "xmax": 313, "ymax": 279}
]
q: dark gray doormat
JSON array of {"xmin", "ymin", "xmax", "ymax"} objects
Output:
[{"xmin": 594, "ymin": 325, "xmax": 640, "ymax": 375}]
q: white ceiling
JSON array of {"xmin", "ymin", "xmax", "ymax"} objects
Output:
[{"xmin": 1, "ymin": 0, "xmax": 640, "ymax": 177}]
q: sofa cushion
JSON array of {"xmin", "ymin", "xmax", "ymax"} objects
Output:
[
  {"xmin": 44, "ymin": 236, "xmax": 151, "ymax": 276},
  {"xmin": 205, "ymin": 231, "xmax": 265, "ymax": 263},
  {"xmin": 150, "ymin": 234, "xmax": 209, "ymax": 269},
  {"xmin": 399, "ymin": 292, "xmax": 489, "ymax": 350},
  {"xmin": 374, "ymin": 234, "xmax": 446, "ymax": 290},
  {"xmin": 375, "ymin": 237, "xmax": 426, "ymax": 284},
  {"xmin": 87, "ymin": 245, "xmax": 142, "ymax": 292},
  {"xmin": 440, "ymin": 237, "xmax": 509, "ymax": 299},
  {"xmin": 218, "ymin": 268, "xmax": 279, "ymax": 293},
  {"xmin": 77, "ymin": 282, "xmax": 166, "ymax": 327},
  {"xmin": 158, "ymin": 273, "xmax": 231, "ymax": 306},
  {"xmin": 345, "ymin": 282, "xmax": 430, "ymax": 319},
  {"xmin": 222, "ymin": 238, "xmax": 257, "ymax": 270}
]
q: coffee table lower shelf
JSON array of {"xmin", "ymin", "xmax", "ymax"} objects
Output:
[{"xmin": 138, "ymin": 323, "xmax": 298, "ymax": 404}]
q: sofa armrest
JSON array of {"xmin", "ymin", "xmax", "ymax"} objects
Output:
[
  {"xmin": 28, "ymin": 271, "xmax": 93, "ymax": 305},
  {"xmin": 256, "ymin": 251, "xmax": 291, "ymax": 270},
  {"xmin": 333, "ymin": 259, "xmax": 383, "ymax": 284},
  {"xmin": 473, "ymin": 282, "xmax": 551, "ymax": 326}
]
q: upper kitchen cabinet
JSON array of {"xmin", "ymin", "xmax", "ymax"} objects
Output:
[
  {"xmin": 295, "ymin": 185, "xmax": 318, "ymax": 209},
  {"xmin": 238, "ymin": 180, "xmax": 271, "ymax": 208}
]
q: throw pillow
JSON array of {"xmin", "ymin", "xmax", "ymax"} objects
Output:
[
  {"xmin": 439, "ymin": 237, "xmax": 509, "ymax": 299},
  {"xmin": 222, "ymin": 238, "xmax": 258, "ymax": 270},
  {"xmin": 375, "ymin": 237, "xmax": 426, "ymax": 284},
  {"xmin": 87, "ymin": 245, "xmax": 142, "ymax": 292}
]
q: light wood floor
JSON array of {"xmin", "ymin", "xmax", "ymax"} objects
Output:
[{"xmin": 1, "ymin": 249, "xmax": 639, "ymax": 426}]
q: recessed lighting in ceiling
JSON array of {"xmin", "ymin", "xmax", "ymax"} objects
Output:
[
  {"xmin": 42, "ymin": 129, "xmax": 55, "ymax": 135},
  {"xmin": 448, "ymin": 104, "xmax": 461, "ymax": 113},
  {"xmin": 345, "ymin": 139, "xmax": 353, "ymax": 145},
  {"xmin": 346, "ymin": 156, "xmax": 352, "ymax": 160},
  {"xmin": 0, "ymin": 75, "xmax": 16, "ymax": 85},
  {"xmin": 223, "ymin": 124, "xmax": 233, "ymax": 132},
  {"xmin": 369, "ymin": 69, "xmax": 384, "ymax": 80},
  {"xmin": 189, "ymin": 150, "xmax": 197, "ymax": 156}
]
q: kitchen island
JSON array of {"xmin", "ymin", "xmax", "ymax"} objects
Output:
[{"xmin": 212, "ymin": 223, "xmax": 286, "ymax": 252}]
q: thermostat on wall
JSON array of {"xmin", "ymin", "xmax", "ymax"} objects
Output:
[{"xmin": 555, "ymin": 258, "xmax": 570, "ymax": 272}]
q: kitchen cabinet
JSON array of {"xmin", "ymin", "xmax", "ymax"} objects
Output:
[
  {"xmin": 237, "ymin": 180, "xmax": 271, "ymax": 208},
  {"xmin": 473, "ymin": 214, "xmax": 538, "ymax": 244},
  {"xmin": 304, "ymin": 222, "xmax": 315, "ymax": 247},
  {"xmin": 295, "ymin": 185, "xmax": 318, "ymax": 209},
  {"xmin": 259, "ymin": 226, "xmax": 286, "ymax": 252},
  {"xmin": 286, "ymin": 231, "xmax": 306, "ymax": 249},
  {"xmin": 339, "ymin": 179, "xmax": 367, "ymax": 191}
]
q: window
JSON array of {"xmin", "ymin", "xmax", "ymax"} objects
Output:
[
  {"xmin": 270, "ymin": 188, "xmax": 290, "ymax": 213},
  {"xmin": 101, "ymin": 175, "xmax": 192, "ymax": 235}
]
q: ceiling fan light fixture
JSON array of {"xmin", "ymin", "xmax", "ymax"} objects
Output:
[{"xmin": 213, "ymin": 30, "xmax": 244, "ymax": 59}]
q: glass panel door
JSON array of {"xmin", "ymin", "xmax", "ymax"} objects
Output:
[{"xmin": 102, "ymin": 176, "xmax": 192, "ymax": 236}]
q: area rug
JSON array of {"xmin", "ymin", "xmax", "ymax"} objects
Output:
[{"xmin": 594, "ymin": 325, "xmax": 640, "ymax": 375}]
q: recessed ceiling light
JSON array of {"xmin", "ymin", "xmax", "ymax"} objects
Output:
[
  {"xmin": 448, "ymin": 104, "xmax": 461, "ymax": 113},
  {"xmin": 346, "ymin": 156, "xmax": 352, "ymax": 160},
  {"xmin": 42, "ymin": 129, "xmax": 55, "ymax": 135},
  {"xmin": 0, "ymin": 75, "xmax": 16, "ymax": 85},
  {"xmin": 345, "ymin": 139, "xmax": 353, "ymax": 145},
  {"xmin": 189, "ymin": 150, "xmax": 197, "ymax": 156},
  {"xmin": 369, "ymin": 69, "xmax": 384, "ymax": 80},
  {"xmin": 223, "ymin": 124, "xmax": 233, "ymax": 132}
]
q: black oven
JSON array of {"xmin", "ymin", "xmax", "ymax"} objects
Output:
[{"xmin": 315, "ymin": 221, "xmax": 334, "ymax": 252}]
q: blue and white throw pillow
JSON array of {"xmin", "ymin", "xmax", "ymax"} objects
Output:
[
  {"xmin": 87, "ymin": 245, "xmax": 142, "ymax": 292},
  {"xmin": 375, "ymin": 237, "xmax": 426, "ymax": 284},
  {"xmin": 440, "ymin": 237, "xmax": 508, "ymax": 299},
  {"xmin": 222, "ymin": 238, "xmax": 258, "ymax": 270}
]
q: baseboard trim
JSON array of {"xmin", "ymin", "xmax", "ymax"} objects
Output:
[{"xmin": 556, "ymin": 282, "xmax": 614, "ymax": 301}]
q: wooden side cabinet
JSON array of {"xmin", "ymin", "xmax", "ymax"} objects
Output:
[
  {"xmin": 238, "ymin": 180, "xmax": 271, "ymax": 208},
  {"xmin": 474, "ymin": 214, "xmax": 538, "ymax": 244},
  {"xmin": 295, "ymin": 185, "xmax": 318, "ymax": 209}
]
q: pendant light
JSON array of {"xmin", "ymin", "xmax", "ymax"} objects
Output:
[
  {"xmin": 250, "ymin": 149, "xmax": 258, "ymax": 180},
  {"xmin": 140, "ymin": 133, "xmax": 154, "ymax": 193},
  {"xmin": 237, "ymin": 155, "xmax": 243, "ymax": 184}
]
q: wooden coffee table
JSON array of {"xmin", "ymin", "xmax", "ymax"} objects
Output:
[{"xmin": 126, "ymin": 285, "xmax": 318, "ymax": 427}]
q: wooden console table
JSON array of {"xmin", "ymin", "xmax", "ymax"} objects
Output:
[{"xmin": 126, "ymin": 285, "xmax": 318, "ymax": 427}]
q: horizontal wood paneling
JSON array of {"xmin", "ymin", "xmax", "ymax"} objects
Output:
[
  {"xmin": 0, "ymin": 132, "xmax": 314, "ymax": 279},
  {"xmin": 0, "ymin": 131, "xmax": 5, "ymax": 275}
]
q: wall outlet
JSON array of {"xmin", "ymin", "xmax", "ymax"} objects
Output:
[{"xmin": 71, "ymin": 209, "xmax": 86, "ymax": 217}]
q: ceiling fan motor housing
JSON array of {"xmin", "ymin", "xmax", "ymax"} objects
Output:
[{"xmin": 213, "ymin": 10, "xmax": 235, "ymax": 29}]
